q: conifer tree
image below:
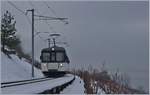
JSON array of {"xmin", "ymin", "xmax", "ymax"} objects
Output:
[{"xmin": 1, "ymin": 10, "xmax": 20, "ymax": 50}]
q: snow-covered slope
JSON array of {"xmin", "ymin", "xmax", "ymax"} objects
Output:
[
  {"xmin": 60, "ymin": 76, "xmax": 85, "ymax": 94},
  {"xmin": 1, "ymin": 52, "xmax": 44, "ymax": 82}
]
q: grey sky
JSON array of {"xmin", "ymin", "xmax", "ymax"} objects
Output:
[{"xmin": 1, "ymin": 1, "xmax": 149, "ymax": 91}]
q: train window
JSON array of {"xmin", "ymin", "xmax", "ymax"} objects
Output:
[
  {"xmin": 56, "ymin": 52, "xmax": 64, "ymax": 62},
  {"xmin": 51, "ymin": 52, "xmax": 55, "ymax": 61},
  {"xmin": 42, "ymin": 52, "xmax": 50, "ymax": 62}
]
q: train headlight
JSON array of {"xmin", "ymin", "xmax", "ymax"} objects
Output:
[
  {"xmin": 43, "ymin": 64, "xmax": 47, "ymax": 66},
  {"xmin": 60, "ymin": 63, "xmax": 63, "ymax": 67},
  {"xmin": 52, "ymin": 48, "xmax": 54, "ymax": 51}
]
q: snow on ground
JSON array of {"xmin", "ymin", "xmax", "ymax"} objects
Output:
[
  {"xmin": 2, "ymin": 74, "xmax": 74, "ymax": 94},
  {"xmin": 97, "ymin": 87, "xmax": 105, "ymax": 94},
  {"xmin": 60, "ymin": 76, "xmax": 85, "ymax": 94},
  {"xmin": 1, "ymin": 52, "xmax": 44, "ymax": 82}
]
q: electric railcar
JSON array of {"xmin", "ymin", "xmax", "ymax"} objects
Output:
[{"xmin": 40, "ymin": 45, "xmax": 70, "ymax": 77}]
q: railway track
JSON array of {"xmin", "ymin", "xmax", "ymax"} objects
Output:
[
  {"xmin": 1, "ymin": 77, "xmax": 52, "ymax": 88},
  {"xmin": 1, "ymin": 74, "xmax": 75, "ymax": 94}
]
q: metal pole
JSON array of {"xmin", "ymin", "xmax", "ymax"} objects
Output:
[
  {"xmin": 48, "ymin": 38, "xmax": 50, "ymax": 48},
  {"xmin": 53, "ymin": 38, "xmax": 56, "ymax": 46},
  {"xmin": 26, "ymin": 9, "xmax": 35, "ymax": 78},
  {"xmin": 27, "ymin": 9, "xmax": 34, "ymax": 78},
  {"xmin": 32, "ymin": 9, "xmax": 34, "ymax": 78}
]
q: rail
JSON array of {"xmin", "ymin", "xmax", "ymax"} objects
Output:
[
  {"xmin": 1, "ymin": 77, "xmax": 52, "ymax": 88},
  {"xmin": 1, "ymin": 74, "xmax": 75, "ymax": 94},
  {"xmin": 1, "ymin": 77, "xmax": 46, "ymax": 85}
]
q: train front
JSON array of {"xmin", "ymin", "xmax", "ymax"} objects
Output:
[{"xmin": 40, "ymin": 46, "xmax": 70, "ymax": 77}]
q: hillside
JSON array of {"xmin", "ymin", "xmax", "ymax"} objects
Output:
[{"xmin": 1, "ymin": 52, "xmax": 44, "ymax": 82}]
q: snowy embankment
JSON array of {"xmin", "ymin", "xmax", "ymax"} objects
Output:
[
  {"xmin": 60, "ymin": 75, "xmax": 105, "ymax": 94},
  {"xmin": 60, "ymin": 76, "xmax": 85, "ymax": 94},
  {"xmin": 1, "ymin": 52, "xmax": 44, "ymax": 82}
]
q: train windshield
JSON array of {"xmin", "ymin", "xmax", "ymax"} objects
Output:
[
  {"xmin": 42, "ymin": 52, "xmax": 50, "ymax": 62},
  {"xmin": 56, "ymin": 52, "xmax": 64, "ymax": 62},
  {"xmin": 50, "ymin": 52, "xmax": 64, "ymax": 62},
  {"xmin": 51, "ymin": 52, "xmax": 55, "ymax": 61},
  {"xmin": 41, "ymin": 51, "xmax": 65, "ymax": 62}
]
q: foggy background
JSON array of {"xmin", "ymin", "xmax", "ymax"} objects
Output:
[{"xmin": 1, "ymin": 1, "xmax": 149, "ymax": 91}]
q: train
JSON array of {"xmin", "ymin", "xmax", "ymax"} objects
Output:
[{"xmin": 40, "ymin": 44, "xmax": 70, "ymax": 77}]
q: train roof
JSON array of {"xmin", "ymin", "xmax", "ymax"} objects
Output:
[{"xmin": 41, "ymin": 46, "xmax": 65, "ymax": 52}]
